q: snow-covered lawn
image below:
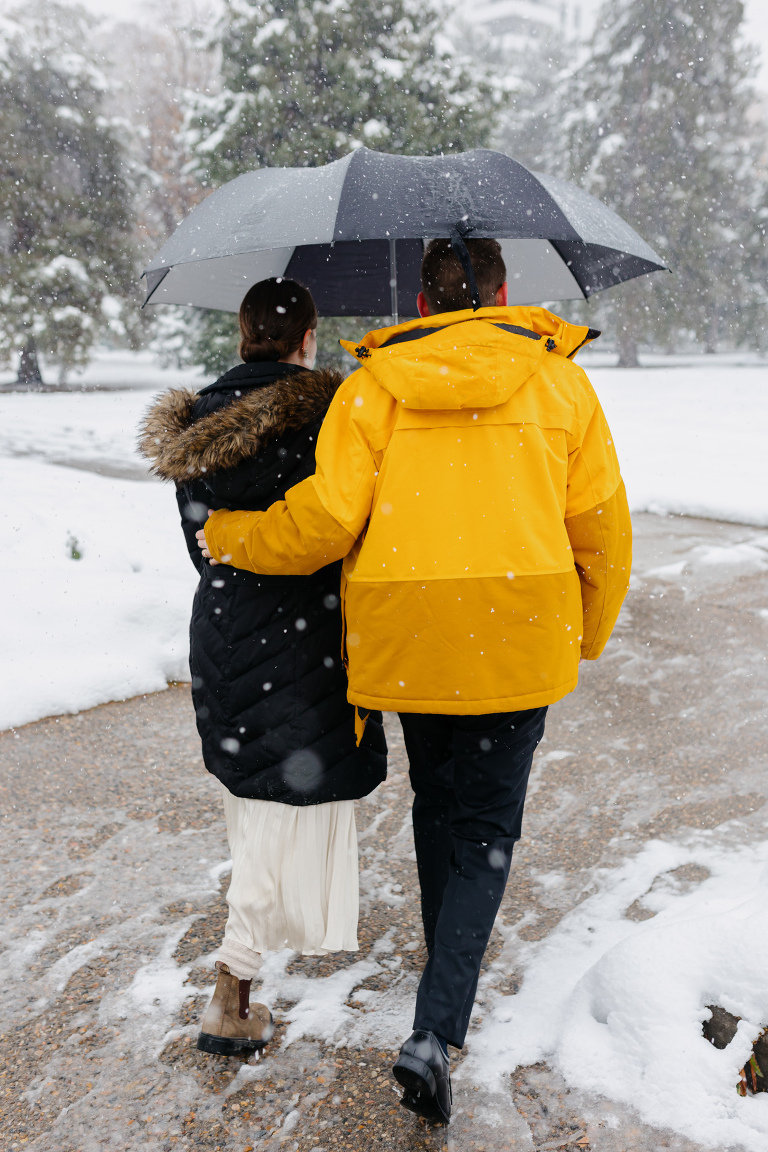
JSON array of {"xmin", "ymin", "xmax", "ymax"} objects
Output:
[
  {"xmin": 0, "ymin": 347, "xmax": 203, "ymax": 391},
  {"xmin": 591, "ymin": 362, "xmax": 768, "ymax": 527},
  {"xmin": 0, "ymin": 357, "xmax": 204, "ymax": 729},
  {"xmin": 1, "ymin": 351, "xmax": 767, "ymax": 732},
  {"xmin": 0, "ymin": 389, "xmax": 164, "ymax": 477},
  {"xmin": 1, "ymin": 456, "xmax": 197, "ymax": 730}
]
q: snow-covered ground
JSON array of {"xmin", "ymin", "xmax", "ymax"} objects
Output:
[
  {"xmin": 592, "ymin": 362, "xmax": 768, "ymax": 527},
  {"xmin": 1, "ymin": 354, "xmax": 204, "ymax": 730},
  {"xmin": 3, "ymin": 527, "xmax": 767, "ymax": 1150},
  {"xmin": 0, "ymin": 347, "xmax": 204, "ymax": 392},
  {"xmin": 0, "ymin": 390, "xmax": 167, "ymax": 478},
  {"xmin": 2, "ymin": 350, "xmax": 766, "ymax": 731},
  {"xmin": 1, "ymin": 456, "xmax": 196, "ymax": 730},
  {"xmin": 2, "ymin": 349, "xmax": 768, "ymax": 1150},
  {"xmin": 470, "ymin": 831, "xmax": 768, "ymax": 1151}
]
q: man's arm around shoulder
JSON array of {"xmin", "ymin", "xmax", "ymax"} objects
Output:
[{"xmin": 203, "ymin": 369, "xmax": 384, "ymax": 575}]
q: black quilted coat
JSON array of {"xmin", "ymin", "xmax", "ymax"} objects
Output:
[{"xmin": 139, "ymin": 360, "xmax": 387, "ymax": 803}]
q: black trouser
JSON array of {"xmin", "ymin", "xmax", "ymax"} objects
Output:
[{"xmin": 398, "ymin": 707, "xmax": 547, "ymax": 1050}]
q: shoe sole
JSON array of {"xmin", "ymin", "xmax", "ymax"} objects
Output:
[
  {"xmin": 393, "ymin": 1055, "xmax": 449, "ymax": 1123},
  {"xmin": 197, "ymin": 1032, "xmax": 268, "ymax": 1056}
]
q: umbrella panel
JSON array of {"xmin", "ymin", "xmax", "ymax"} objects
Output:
[
  {"xmin": 285, "ymin": 239, "xmax": 423, "ymax": 317},
  {"xmin": 500, "ymin": 239, "xmax": 583, "ymax": 303},
  {"xmin": 144, "ymin": 247, "xmax": 294, "ymax": 311},
  {"xmin": 142, "ymin": 147, "xmax": 668, "ymax": 314},
  {"xmin": 549, "ymin": 241, "xmax": 666, "ymax": 296},
  {"xmin": 143, "ymin": 236, "xmax": 589, "ymax": 315},
  {"xmin": 143, "ymin": 239, "xmax": 424, "ymax": 316},
  {"xmin": 333, "ymin": 148, "xmax": 582, "ymax": 243}
]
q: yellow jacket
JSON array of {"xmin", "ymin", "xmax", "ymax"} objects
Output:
[{"xmin": 205, "ymin": 305, "xmax": 632, "ymax": 715}]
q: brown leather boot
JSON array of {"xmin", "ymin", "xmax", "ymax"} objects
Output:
[{"xmin": 197, "ymin": 961, "xmax": 273, "ymax": 1055}]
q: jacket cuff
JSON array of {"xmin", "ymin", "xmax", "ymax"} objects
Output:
[{"xmin": 205, "ymin": 508, "xmax": 243, "ymax": 565}]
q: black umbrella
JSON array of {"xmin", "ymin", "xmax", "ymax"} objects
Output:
[{"xmin": 142, "ymin": 147, "xmax": 667, "ymax": 321}]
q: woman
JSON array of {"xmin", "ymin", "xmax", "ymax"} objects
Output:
[{"xmin": 139, "ymin": 278, "xmax": 387, "ymax": 1055}]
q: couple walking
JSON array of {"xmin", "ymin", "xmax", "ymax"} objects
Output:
[{"xmin": 141, "ymin": 238, "xmax": 631, "ymax": 1123}]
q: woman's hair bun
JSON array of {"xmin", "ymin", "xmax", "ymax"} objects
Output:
[{"xmin": 238, "ymin": 277, "xmax": 317, "ymax": 363}]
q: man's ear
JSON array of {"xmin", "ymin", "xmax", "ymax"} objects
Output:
[
  {"xmin": 495, "ymin": 282, "xmax": 508, "ymax": 307},
  {"xmin": 417, "ymin": 291, "xmax": 431, "ymax": 318}
]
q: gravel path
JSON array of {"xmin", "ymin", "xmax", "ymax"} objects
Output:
[{"xmin": 1, "ymin": 512, "xmax": 767, "ymax": 1152}]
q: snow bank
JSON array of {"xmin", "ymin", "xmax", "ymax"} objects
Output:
[
  {"xmin": 470, "ymin": 835, "xmax": 768, "ymax": 1150},
  {"xmin": 0, "ymin": 456, "xmax": 197, "ymax": 730},
  {"xmin": 591, "ymin": 364, "xmax": 768, "ymax": 527}
]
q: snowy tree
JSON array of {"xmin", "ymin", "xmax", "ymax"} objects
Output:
[
  {"xmin": 189, "ymin": 0, "xmax": 500, "ymax": 183},
  {"xmin": 0, "ymin": 4, "xmax": 138, "ymax": 385},
  {"xmin": 491, "ymin": 31, "xmax": 569, "ymax": 175},
  {"xmin": 559, "ymin": 0, "xmax": 765, "ymax": 365},
  {"xmin": 98, "ymin": 0, "xmax": 219, "ymax": 254},
  {"xmin": 177, "ymin": 0, "xmax": 502, "ymax": 375},
  {"xmin": 452, "ymin": 14, "xmax": 570, "ymax": 175}
]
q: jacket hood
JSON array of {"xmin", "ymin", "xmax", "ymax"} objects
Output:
[
  {"xmin": 138, "ymin": 367, "xmax": 341, "ymax": 483},
  {"xmin": 340, "ymin": 306, "xmax": 599, "ymax": 411}
]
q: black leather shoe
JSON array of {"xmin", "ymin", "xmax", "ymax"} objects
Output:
[{"xmin": 393, "ymin": 1029, "xmax": 451, "ymax": 1123}]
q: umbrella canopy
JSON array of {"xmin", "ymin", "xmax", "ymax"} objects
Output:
[{"xmin": 142, "ymin": 147, "xmax": 667, "ymax": 319}]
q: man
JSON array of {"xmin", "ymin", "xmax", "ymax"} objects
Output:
[{"xmin": 198, "ymin": 239, "xmax": 631, "ymax": 1123}]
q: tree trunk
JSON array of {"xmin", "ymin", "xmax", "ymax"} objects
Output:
[
  {"xmin": 705, "ymin": 313, "xmax": 719, "ymax": 354},
  {"xmin": 17, "ymin": 338, "xmax": 44, "ymax": 387},
  {"xmin": 617, "ymin": 332, "xmax": 639, "ymax": 368}
]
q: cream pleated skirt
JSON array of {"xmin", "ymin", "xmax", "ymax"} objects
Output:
[{"xmin": 216, "ymin": 786, "xmax": 359, "ymax": 979}]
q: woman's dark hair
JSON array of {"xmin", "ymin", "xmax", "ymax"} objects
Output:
[{"xmin": 238, "ymin": 277, "xmax": 318, "ymax": 363}]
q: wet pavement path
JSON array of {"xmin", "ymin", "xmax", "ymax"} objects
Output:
[{"xmin": 1, "ymin": 513, "xmax": 767, "ymax": 1152}]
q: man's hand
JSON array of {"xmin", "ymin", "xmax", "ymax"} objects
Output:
[{"xmin": 196, "ymin": 510, "xmax": 222, "ymax": 565}]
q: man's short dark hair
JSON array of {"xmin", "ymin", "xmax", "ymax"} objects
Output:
[{"xmin": 421, "ymin": 238, "xmax": 506, "ymax": 313}]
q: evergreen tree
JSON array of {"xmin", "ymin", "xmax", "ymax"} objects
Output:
[
  {"xmin": 99, "ymin": 1, "xmax": 218, "ymax": 252},
  {"xmin": 454, "ymin": 14, "xmax": 569, "ymax": 175},
  {"xmin": 491, "ymin": 30, "xmax": 568, "ymax": 176},
  {"xmin": 0, "ymin": 4, "xmax": 138, "ymax": 385},
  {"xmin": 559, "ymin": 0, "xmax": 764, "ymax": 365},
  {"xmin": 180, "ymin": 0, "xmax": 502, "ymax": 374},
  {"xmin": 190, "ymin": 0, "xmax": 500, "ymax": 181}
]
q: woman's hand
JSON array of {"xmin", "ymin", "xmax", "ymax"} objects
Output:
[{"xmin": 197, "ymin": 510, "xmax": 221, "ymax": 565}]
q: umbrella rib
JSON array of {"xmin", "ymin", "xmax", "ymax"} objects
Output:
[{"xmin": 389, "ymin": 239, "xmax": 399, "ymax": 325}]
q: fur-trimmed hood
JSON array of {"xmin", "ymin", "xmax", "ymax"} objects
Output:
[{"xmin": 138, "ymin": 367, "xmax": 342, "ymax": 483}]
